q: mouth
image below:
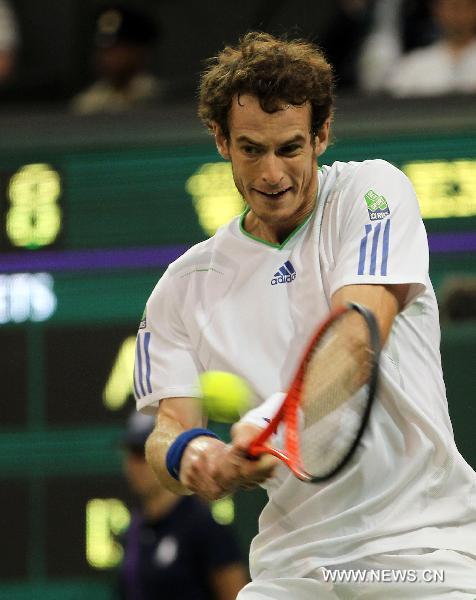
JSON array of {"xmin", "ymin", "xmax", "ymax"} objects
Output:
[{"xmin": 254, "ymin": 187, "xmax": 292, "ymax": 200}]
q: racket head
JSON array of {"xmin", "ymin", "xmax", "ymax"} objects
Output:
[{"xmin": 247, "ymin": 302, "xmax": 381, "ymax": 483}]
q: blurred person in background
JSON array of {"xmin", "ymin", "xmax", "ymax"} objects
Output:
[
  {"xmin": 358, "ymin": 0, "xmax": 440, "ymax": 93},
  {"xmin": 385, "ymin": 0, "xmax": 476, "ymax": 96},
  {"xmin": 322, "ymin": 0, "xmax": 439, "ymax": 93},
  {"xmin": 440, "ymin": 278, "xmax": 476, "ymax": 322},
  {"xmin": 0, "ymin": 0, "xmax": 19, "ymax": 87},
  {"xmin": 71, "ymin": 4, "xmax": 163, "ymax": 114},
  {"xmin": 115, "ymin": 411, "xmax": 248, "ymax": 600},
  {"xmin": 357, "ymin": 0, "xmax": 406, "ymax": 93}
]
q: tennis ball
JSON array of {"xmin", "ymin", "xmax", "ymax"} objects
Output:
[{"xmin": 199, "ymin": 371, "xmax": 252, "ymax": 423}]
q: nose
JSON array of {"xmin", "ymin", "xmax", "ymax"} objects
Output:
[{"xmin": 261, "ymin": 153, "xmax": 284, "ymax": 187}]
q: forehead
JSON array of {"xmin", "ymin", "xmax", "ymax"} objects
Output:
[{"xmin": 227, "ymin": 94, "xmax": 312, "ymax": 142}]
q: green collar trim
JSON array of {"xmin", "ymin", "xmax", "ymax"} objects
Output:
[{"xmin": 239, "ymin": 206, "xmax": 314, "ymax": 249}]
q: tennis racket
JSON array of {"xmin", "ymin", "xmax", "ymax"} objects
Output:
[{"xmin": 246, "ymin": 302, "xmax": 381, "ymax": 482}]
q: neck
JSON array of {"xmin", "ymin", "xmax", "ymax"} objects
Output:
[
  {"xmin": 245, "ymin": 176, "xmax": 318, "ymax": 245},
  {"xmin": 245, "ymin": 208, "xmax": 314, "ymax": 245}
]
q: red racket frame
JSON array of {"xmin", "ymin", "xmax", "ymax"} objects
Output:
[{"xmin": 247, "ymin": 303, "xmax": 380, "ymax": 482}]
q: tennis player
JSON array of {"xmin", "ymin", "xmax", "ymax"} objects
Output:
[{"xmin": 134, "ymin": 33, "xmax": 476, "ymax": 598}]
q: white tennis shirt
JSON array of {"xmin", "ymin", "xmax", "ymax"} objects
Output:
[{"xmin": 135, "ymin": 159, "xmax": 476, "ymax": 578}]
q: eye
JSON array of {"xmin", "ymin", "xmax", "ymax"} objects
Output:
[
  {"xmin": 242, "ymin": 145, "xmax": 261, "ymax": 155},
  {"xmin": 279, "ymin": 144, "xmax": 301, "ymax": 156}
]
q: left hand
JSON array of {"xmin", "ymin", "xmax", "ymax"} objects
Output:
[{"xmin": 229, "ymin": 422, "xmax": 280, "ymax": 488}]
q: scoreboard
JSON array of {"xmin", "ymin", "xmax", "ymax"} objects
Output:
[{"xmin": 1, "ymin": 105, "xmax": 476, "ymax": 599}]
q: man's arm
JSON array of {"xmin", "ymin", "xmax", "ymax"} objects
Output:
[
  {"xmin": 331, "ymin": 283, "xmax": 410, "ymax": 343},
  {"xmin": 145, "ymin": 397, "xmax": 202, "ymax": 495},
  {"xmin": 145, "ymin": 396, "xmax": 277, "ymax": 500}
]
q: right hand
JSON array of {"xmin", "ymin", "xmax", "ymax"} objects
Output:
[
  {"xmin": 180, "ymin": 427, "xmax": 278, "ymax": 500},
  {"xmin": 180, "ymin": 436, "xmax": 243, "ymax": 500}
]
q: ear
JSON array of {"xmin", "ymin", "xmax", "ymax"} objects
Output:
[
  {"xmin": 314, "ymin": 118, "xmax": 331, "ymax": 157},
  {"xmin": 212, "ymin": 123, "xmax": 230, "ymax": 160}
]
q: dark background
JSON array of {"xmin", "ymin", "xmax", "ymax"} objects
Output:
[{"xmin": 2, "ymin": 0, "xmax": 341, "ymax": 105}]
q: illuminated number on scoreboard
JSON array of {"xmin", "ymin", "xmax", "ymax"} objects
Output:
[
  {"xmin": 402, "ymin": 159, "xmax": 476, "ymax": 219},
  {"xmin": 186, "ymin": 162, "xmax": 245, "ymax": 236},
  {"xmin": 103, "ymin": 336, "xmax": 136, "ymax": 411},
  {"xmin": 6, "ymin": 163, "xmax": 62, "ymax": 249},
  {"xmin": 0, "ymin": 272, "xmax": 57, "ymax": 324},
  {"xmin": 86, "ymin": 498, "xmax": 130, "ymax": 569}
]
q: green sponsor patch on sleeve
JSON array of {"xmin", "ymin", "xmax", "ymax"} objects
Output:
[{"xmin": 364, "ymin": 189, "xmax": 390, "ymax": 221}]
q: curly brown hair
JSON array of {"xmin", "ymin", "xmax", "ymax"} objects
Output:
[{"xmin": 198, "ymin": 32, "xmax": 335, "ymax": 139}]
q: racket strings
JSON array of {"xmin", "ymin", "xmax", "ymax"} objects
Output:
[
  {"xmin": 302, "ymin": 325, "xmax": 371, "ymax": 424},
  {"xmin": 299, "ymin": 312, "xmax": 374, "ymax": 477}
]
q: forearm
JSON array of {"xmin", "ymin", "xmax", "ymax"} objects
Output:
[
  {"xmin": 144, "ymin": 396, "xmax": 277, "ymax": 500},
  {"xmin": 332, "ymin": 283, "xmax": 409, "ymax": 345},
  {"xmin": 145, "ymin": 411, "xmax": 194, "ymax": 495}
]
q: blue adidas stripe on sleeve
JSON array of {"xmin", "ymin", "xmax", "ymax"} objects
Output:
[
  {"xmin": 358, "ymin": 220, "xmax": 391, "ymax": 277},
  {"xmin": 134, "ymin": 332, "xmax": 153, "ymax": 399}
]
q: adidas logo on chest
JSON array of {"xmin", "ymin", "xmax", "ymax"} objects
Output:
[{"xmin": 271, "ymin": 260, "xmax": 296, "ymax": 285}]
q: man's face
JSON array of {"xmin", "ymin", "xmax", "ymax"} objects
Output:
[
  {"xmin": 95, "ymin": 44, "xmax": 146, "ymax": 86},
  {"xmin": 215, "ymin": 95, "xmax": 329, "ymax": 233}
]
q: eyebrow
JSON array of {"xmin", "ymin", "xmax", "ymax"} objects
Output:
[{"xmin": 235, "ymin": 134, "xmax": 306, "ymax": 146}]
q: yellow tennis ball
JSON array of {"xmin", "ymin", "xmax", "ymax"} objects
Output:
[{"xmin": 199, "ymin": 371, "xmax": 251, "ymax": 423}]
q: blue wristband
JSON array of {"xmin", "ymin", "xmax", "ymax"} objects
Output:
[{"xmin": 166, "ymin": 428, "xmax": 219, "ymax": 480}]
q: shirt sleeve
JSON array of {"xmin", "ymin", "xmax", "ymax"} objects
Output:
[
  {"xmin": 325, "ymin": 159, "xmax": 428, "ymax": 306},
  {"xmin": 134, "ymin": 267, "xmax": 201, "ymax": 414}
]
